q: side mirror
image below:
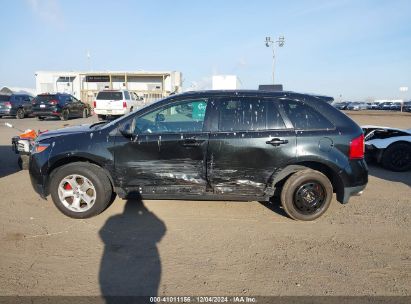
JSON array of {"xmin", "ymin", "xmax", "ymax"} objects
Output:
[{"xmin": 119, "ymin": 122, "xmax": 133, "ymax": 139}]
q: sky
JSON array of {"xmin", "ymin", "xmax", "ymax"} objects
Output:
[{"xmin": 0, "ymin": 0, "xmax": 410, "ymax": 100}]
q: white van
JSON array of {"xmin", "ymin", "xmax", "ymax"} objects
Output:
[{"xmin": 94, "ymin": 90, "xmax": 138, "ymax": 120}]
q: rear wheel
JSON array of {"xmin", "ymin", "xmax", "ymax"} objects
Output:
[
  {"xmin": 61, "ymin": 109, "xmax": 69, "ymax": 121},
  {"xmin": 36, "ymin": 116, "xmax": 44, "ymax": 121},
  {"xmin": 49, "ymin": 162, "xmax": 113, "ymax": 218},
  {"xmin": 281, "ymin": 169, "xmax": 333, "ymax": 221},
  {"xmin": 381, "ymin": 143, "xmax": 411, "ymax": 172},
  {"xmin": 16, "ymin": 108, "xmax": 25, "ymax": 119},
  {"xmin": 82, "ymin": 108, "xmax": 88, "ymax": 118},
  {"xmin": 97, "ymin": 114, "xmax": 106, "ymax": 121}
]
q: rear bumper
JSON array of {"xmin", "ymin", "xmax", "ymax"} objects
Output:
[
  {"xmin": 341, "ymin": 184, "xmax": 366, "ymax": 204},
  {"xmin": 94, "ymin": 109, "xmax": 127, "ymax": 116},
  {"xmin": 338, "ymin": 159, "xmax": 368, "ymax": 204},
  {"xmin": 0, "ymin": 108, "xmax": 15, "ymax": 116},
  {"xmin": 33, "ymin": 110, "xmax": 61, "ymax": 117}
]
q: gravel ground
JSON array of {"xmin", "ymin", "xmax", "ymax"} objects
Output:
[{"xmin": 0, "ymin": 112, "xmax": 410, "ymax": 296}]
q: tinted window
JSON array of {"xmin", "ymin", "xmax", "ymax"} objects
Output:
[
  {"xmin": 96, "ymin": 91, "xmax": 123, "ymax": 100},
  {"xmin": 124, "ymin": 91, "xmax": 130, "ymax": 100},
  {"xmin": 0, "ymin": 95, "xmax": 11, "ymax": 101},
  {"xmin": 134, "ymin": 99, "xmax": 208, "ymax": 134},
  {"xmin": 218, "ymin": 98, "xmax": 268, "ymax": 131},
  {"xmin": 282, "ymin": 100, "xmax": 334, "ymax": 130},
  {"xmin": 35, "ymin": 95, "xmax": 57, "ymax": 103}
]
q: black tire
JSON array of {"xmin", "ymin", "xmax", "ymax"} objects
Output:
[
  {"xmin": 82, "ymin": 108, "xmax": 88, "ymax": 118},
  {"xmin": 49, "ymin": 162, "xmax": 113, "ymax": 219},
  {"xmin": 16, "ymin": 108, "xmax": 25, "ymax": 119},
  {"xmin": 97, "ymin": 114, "xmax": 106, "ymax": 121},
  {"xmin": 36, "ymin": 116, "xmax": 44, "ymax": 121},
  {"xmin": 381, "ymin": 143, "xmax": 411, "ymax": 172},
  {"xmin": 61, "ymin": 110, "xmax": 70, "ymax": 121},
  {"xmin": 280, "ymin": 169, "xmax": 333, "ymax": 221}
]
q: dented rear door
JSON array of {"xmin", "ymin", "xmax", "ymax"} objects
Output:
[{"xmin": 207, "ymin": 97, "xmax": 296, "ymax": 197}]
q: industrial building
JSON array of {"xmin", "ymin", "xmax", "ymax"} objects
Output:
[{"xmin": 35, "ymin": 70, "xmax": 182, "ymax": 105}]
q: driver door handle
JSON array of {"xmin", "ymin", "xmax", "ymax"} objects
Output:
[{"xmin": 266, "ymin": 138, "xmax": 289, "ymax": 146}]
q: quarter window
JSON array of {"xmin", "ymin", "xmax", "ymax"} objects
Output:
[
  {"xmin": 134, "ymin": 99, "xmax": 208, "ymax": 134},
  {"xmin": 282, "ymin": 100, "xmax": 334, "ymax": 130},
  {"xmin": 124, "ymin": 91, "xmax": 130, "ymax": 100}
]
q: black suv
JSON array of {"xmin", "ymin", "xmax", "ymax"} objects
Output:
[
  {"xmin": 0, "ymin": 93, "xmax": 33, "ymax": 119},
  {"xmin": 29, "ymin": 91, "xmax": 368, "ymax": 221},
  {"xmin": 32, "ymin": 93, "xmax": 91, "ymax": 120}
]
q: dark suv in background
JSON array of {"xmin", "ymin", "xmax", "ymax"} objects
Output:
[
  {"xmin": 0, "ymin": 93, "xmax": 33, "ymax": 119},
  {"xmin": 29, "ymin": 90, "xmax": 368, "ymax": 221},
  {"xmin": 32, "ymin": 93, "xmax": 91, "ymax": 120}
]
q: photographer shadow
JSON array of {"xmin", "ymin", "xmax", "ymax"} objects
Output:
[{"xmin": 99, "ymin": 198, "xmax": 166, "ymax": 300}]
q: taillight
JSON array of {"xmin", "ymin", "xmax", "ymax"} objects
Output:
[
  {"xmin": 4, "ymin": 102, "xmax": 11, "ymax": 107},
  {"xmin": 349, "ymin": 134, "xmax": 364, "ymax": 159},
  {"xmin": 49, "ymin": 99, "xmax": 58, "ymax": 105},
  {"xmin": 93, "ymin": 101, "xmax": 96, "ymax": 108},
  {"xmin": 123, "ymin": 101, "xmax": 127, "ymax": 108}
]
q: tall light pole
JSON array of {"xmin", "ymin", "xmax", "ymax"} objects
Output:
[{"xmin": 265, "ymin": 36, "xmax": 285, "ymax": 84}]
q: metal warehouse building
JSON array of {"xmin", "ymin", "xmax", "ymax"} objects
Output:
[{"xmin": 35, "ymin": 70, "xmax": 182, "ymax": 105}]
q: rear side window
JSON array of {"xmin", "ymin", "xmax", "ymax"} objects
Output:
[
  {"xmin": 282, "ymin": 100, "xmax": 334, "ymax": 130},
  {"xmin": 97, "ymin": 91, "xmax": 123, "ymax": 100},
  {"xmin": 124, "ymin": 91, "xmax": 130, "ymax": 100},
  {"xmin": 218, "ymin": 98, "xmax": 267, "ymax": 131},
  {"xmin": 0, "ymin": 95, "xmax": 11, "ymax": 101}
]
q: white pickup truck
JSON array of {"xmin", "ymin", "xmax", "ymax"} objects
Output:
[{"xmin": 93, "ymin": 90, "xmax": 139, "ymax": 120}]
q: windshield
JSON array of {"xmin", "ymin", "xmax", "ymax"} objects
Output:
[{"xmin": 97, "ymin": 91, "xmax": 123, "ymax": 100}]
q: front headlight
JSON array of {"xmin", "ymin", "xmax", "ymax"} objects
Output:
[{"xmin": 32, "ymin": 142, "xmax": 50, "ymax": 154}]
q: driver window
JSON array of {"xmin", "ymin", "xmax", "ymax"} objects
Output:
[{"xmin": 134, "ymin": 99, "xmax": 208, "ymax": 134}]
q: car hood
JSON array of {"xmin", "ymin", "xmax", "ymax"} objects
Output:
[{"xmin": 36, "ymin": 124, "xmax": 92, "ymax": 141}]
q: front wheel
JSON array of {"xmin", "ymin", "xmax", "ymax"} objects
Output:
[
  {"xmin": 82, "ymin": 108, "xmax": 88, "ymax": 118},
  {"xmin": 36, "ymin": 116, "xmax": 44, "ymax": 121},
  {"xmin": 281, "ymin": 169, "xmax": 333, "ymax": 221},
  {"xmin": 49, "ymin": 162, "xmax": 113, "ymax": 218}
]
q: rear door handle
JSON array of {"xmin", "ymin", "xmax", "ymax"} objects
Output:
[
  {"xmin": 266, "ymin": 138, "xmax": 289, "ymax": 146},
  {"xmin": 179, "ymin": 139, "xmax": 201, "ymax": 147}
]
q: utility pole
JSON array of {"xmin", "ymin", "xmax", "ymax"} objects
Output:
[{"xmin": 265, "ymin": 36, "xmax": 285, "ymax": 84}]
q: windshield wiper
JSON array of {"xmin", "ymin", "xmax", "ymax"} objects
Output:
[{"xmin": 89, "ymin": 121, "xmax": 107, "ymax": 129}]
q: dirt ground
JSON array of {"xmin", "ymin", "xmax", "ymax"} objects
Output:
[{"xmin": 0, "ymin": 112, "xmax": 410, "ymax": 296}]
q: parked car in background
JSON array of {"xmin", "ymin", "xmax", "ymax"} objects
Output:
[
  {"xmin": 32, "ymin": 93, "xmax": 91, "ymax": 121},
  {"xmin": 29, "ymin": 90, "xmax": 368, "ymax": 221},
  {"xmin": 0, "ymin": 93, "xmax": 33, "ymax": 119},
  {"xmin": 389, "ymin": 103, "xmax": 402, "ymax": 111},
  {"xmin": 366, "ymin": 102, "xmax": 379, "ymax": 110},
  {"xmin": 379, "ymin": 102, "xmax": 393, "ymax": 111},
  {"xmin": 333, "ymin": 102, "xmax": 349, "ymax": 110},
  {"xmin": 94, "ymin": 90, "xmax": 138, "ymax": 121},
  {"xmin": 363, "ymin": 125, "xmax": 411, "ymax": 172},
  {"xmin": 347, "ymin": 102, "xmax": 368, "ymax": 111},
  {"xmin": 403, "ymin": 101, "xmax": 411, "ymax": 112}
]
